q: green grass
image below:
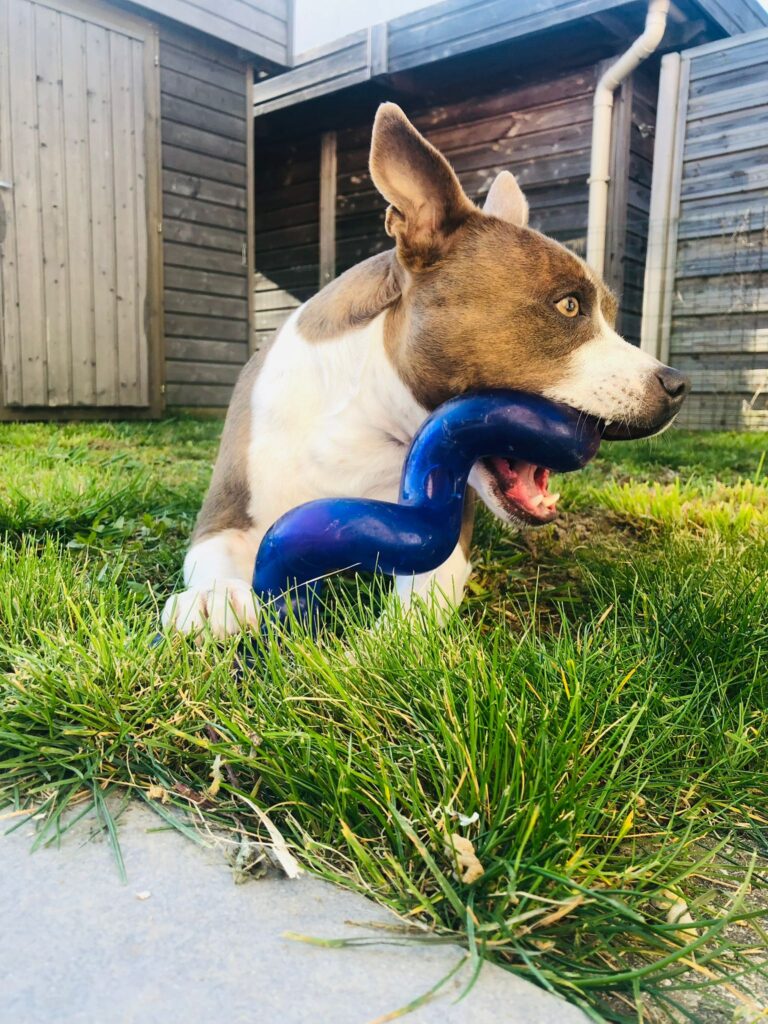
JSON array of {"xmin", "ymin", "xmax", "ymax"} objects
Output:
[{"xmin": 1, "ymin": 418, "xmax": 767, "ymax": 1023}]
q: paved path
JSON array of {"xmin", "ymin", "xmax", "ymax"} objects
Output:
[{"xmin": 1, "ymin": 801, "xmax": 587, "ymax": 1024}]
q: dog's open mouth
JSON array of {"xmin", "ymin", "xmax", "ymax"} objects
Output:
[{"xmin": 482, "ymin": 456, "xmax": 561, "ymax": 525}]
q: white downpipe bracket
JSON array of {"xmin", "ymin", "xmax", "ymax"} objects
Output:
[{"xmin": 586, "ymin": 0, "xmax": 670, "ymax": 278}]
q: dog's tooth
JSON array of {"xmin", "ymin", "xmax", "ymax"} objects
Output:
[
  {"xmin": 542, "ymin": 493, "xmax": 560, "ymax": 507},
  {"xmin": 531, "ymin": 494, "xmax": 545, "ymax": 507}
]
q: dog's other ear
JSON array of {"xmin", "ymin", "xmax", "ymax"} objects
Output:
[
  {"xmin": 482, "ymin": 171, "xmax": 529, "ymax": 227},
  {"xmin": 369, "ymin": 102, "xmax": 473, "ymax": 270}
]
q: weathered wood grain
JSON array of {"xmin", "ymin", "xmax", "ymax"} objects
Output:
[
  {"xmin": 160, "ymin": 41, "xmax": 248, "ymax": 94},
  {"xmin": 163, "ymin": 170, "xmax": 245, "ymax": 210},
  {"xmin": 162, "ymin": 143, "xmax": 246, "ymax": 187},
  {"xmin": 161, "ymin": 94, "xmax": 245, "ymax": 141},
  {"xmin": 253, "ymin": 287, "xmax": 309, "ymax": 311},
  {"xmin": 164, "ymin": 289, "xmax": 246, "ymax": 319},
  {"xmin": 159, "ymin": 30, "xmax": 250, "ymax": 406},
  {"xmin": 165, "ymin": 338, "xmax": 248, "ymax": 363},
  {"xmin": 387, "ymin": 0, "xmax": 623, "ymax": 72},
  {"xmin": 87, "ymin": 21, "xmax": 119, "ymax": 405},
  {"xmin": 677, "ymin": 232, "xmax": 768, "ymax": 278},
  {"xmin": 652, "ymin": 33, "xmax": 768, "ymax": 433},
  {"xmin": 165, "ymin": 358, "xmax": 242, "ymax": 384},
  {"xmin": 164, "ymin": 240, "xmax": 245, "ymax": 275},
  {"xmin": 671, "ymin": 314, "xmax": 768, "ymax": 354},
  {"xmin": 165, "ymin": 312, "xmax": 248, "ymax": 341},
  {"xmin": 162, "ymin": 120, "xmax": 246, "ymax": 164},
  {"xmin": 35, "ymin": 3, "xmax": 72, "ymax": 405},
  {"xmin": 688, "ymin": 32, "xmax": 768, "ymax": 81},
  {"xmin": 160, "ymin": 67, "xmax": 244, "ymax": 117},
  {"xmin": 4, "ymin": 0, "xmax": 47, "ymax": 404},
  {"xmin": 147, "ymin": 0, "xmax": 287, "ymax": 64},
  {"xmin": 165, "ymin": 382, "xmax": 236, "ymax": 406},
  {"xmin": 673, "ymin": 272, "xmax": 768, "ymax": 316},
  {"xmin": 111, "ymin": 30, "xmax": 144, "ymax": 405},
  {"xmin": 165, "ymin": 266, "xmax": 247, "ymax": 297},
  {"xmin": 163, "ymin": 193, "xmax": 247, "ymax": 232},
  {"xmin": 164, "ymin": 218, "xmax": 245, "ymax": 253},
  {"xmin": 0, "ymin": 0, "xmax": 21, "ymax": 405},
  {"xmin": 319, "ymin": 131, "xmax": 337, "ymax": 286}
]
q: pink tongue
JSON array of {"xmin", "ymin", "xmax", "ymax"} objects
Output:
[
  {"xmin": 489, "ymin": 457, "xmax": 536, "ymax": 499},
  {"xmin": 488, "ymin": 457, "xmax": 554, "ymax": 515}
]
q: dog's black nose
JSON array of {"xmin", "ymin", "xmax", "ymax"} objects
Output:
[{"xmin": 656, "ymin": 366, "xmax": 690, "ymax": 401}]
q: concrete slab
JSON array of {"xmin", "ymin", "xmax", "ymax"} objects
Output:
[{"xmin": 1, "ymin": 802, "xmax": 588, "ymax": 1024}]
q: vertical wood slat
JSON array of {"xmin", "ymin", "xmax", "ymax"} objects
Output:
[
  {"xmin": 604, "ymin": 69, "xmax": 632, "ymax": 304},
  {"xmin": 35, "ymin": 2, "xmax": 72, "ymax": 405},
  {"xmin": 132, "ymin": 35, "xmax": 150, "ymax": 403},
  {"xmin": 659, "ymin": 56, "xmax": 691, "ymax": 367},
  {"xmin": 110, "ymin": 29, "xmax": 142, "ymax": 405},
  {"xmin": 246, "ymin": 61, "xmax": 255, "ymax": 355},
  {"xmin": 159, "ymin": 31, "xmax": 249, "ymax": 406},
  {"xmin": 1, "ymin": 0, "xmax": 158, "ymax": 416},
  {"xmin": 319, "ymin": 130, "xmax": 337, "ymax": 287},
  {"xmin": 641, "ymin": 52, "xmax": 681, "ymax": 359},
  {"xmin": 4, "ymin": 0, "xmax": 47, "ymax": 404},
  {"xmin": 0, "ymin": 0, "xmax": 23, "ymax": 405},
  {"xmin": 61, "ymin": 11, "xmax": 96, "ymax": 405},
  {"xmin": 86, "ymin": 20, "xmax": 118, "ymax": 405}
]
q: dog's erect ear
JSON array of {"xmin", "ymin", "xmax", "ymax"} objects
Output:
[
  {"xmin": 369, "ymin": 102, "xmax": 473, "ymax": 270},
  {"xmin": 483, "ymin": 171, "xmax": 529, "ymax": 227}
]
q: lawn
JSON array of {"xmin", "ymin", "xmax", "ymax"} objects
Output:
[{"xmin": 1, "ymin": 417, "xmax": 767, "ymax": 1023}]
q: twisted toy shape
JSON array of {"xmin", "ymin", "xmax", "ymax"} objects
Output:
[{"xmin": 252, "ymin": 390, "xmax": 602, "ymax": 622}]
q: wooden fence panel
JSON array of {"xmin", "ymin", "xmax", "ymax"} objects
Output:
[
  {"xmin": 159, "ymin": 30, "xmax": 251, "ymax": 408},
  {"xmin": 0, "ymin": 0, "xmax": 155, "ymax": 411},
  {"xmin": 645, "ymin": 29, "xmax": 768, "ymax": 430}
]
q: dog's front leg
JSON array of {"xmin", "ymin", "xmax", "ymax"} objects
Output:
[
  {"xmin": 392, "ymin": 490, "xmax": 475, "ymax": 624},
  {"xmin": 394, "ymin": 540, "xmax": 473, "ymax": 623},
  {"xmin": 161, "ymin": 527, "xmax": 261, "ymax": 638}
]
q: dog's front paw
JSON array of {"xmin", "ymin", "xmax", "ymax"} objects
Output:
[{"xmin": 161, "ymin": 579, "xmax": 260, "ymax": 638}]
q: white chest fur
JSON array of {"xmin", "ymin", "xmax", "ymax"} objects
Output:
[
  {"xmin": 246, "ymin": 310, "xmax": 427, "ymax": 545},
  {"xmin": 165, "ymin": 309, "xmax": 472, "ymax": 636}
]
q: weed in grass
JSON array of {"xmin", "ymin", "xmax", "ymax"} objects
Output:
[{"xmin": 0, "ymin": 419, "xmax": 766, "ymax": 1023}]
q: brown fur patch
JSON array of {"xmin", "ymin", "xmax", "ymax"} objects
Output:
[
  {"xmin": 297, "ymin": 251, "xmax": 404, "ymax": 341},
  {"xmin": 383, "ymin": 213, "xmax": 618, "ymax": 410},
  {"xmin": 369, "ymin": 103, "xmax": 474, "ymax": 271},
  {"xmin": 192, "ymin": 350, "xmax": 266, "ymax": 542}
]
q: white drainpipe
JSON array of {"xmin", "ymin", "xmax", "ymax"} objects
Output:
[{"xmin": 586, "ymin": 0, "xmax": 670, "ymax": 278}]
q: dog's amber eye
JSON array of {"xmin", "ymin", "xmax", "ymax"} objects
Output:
[{"xmin": 555, "ymin": 295, "xmax": 580, "ymax": 318}]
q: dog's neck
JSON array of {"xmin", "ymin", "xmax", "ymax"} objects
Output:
[
  {"xmin": 297, "ymin": 251, "xmax": 404, "ymax": 342},
  {"xmin": 293, "ymin": 251, "xmax": 427, "ymax": 444}
]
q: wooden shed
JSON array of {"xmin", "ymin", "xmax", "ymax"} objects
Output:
[
  {"xmin": 0, "ymin": 0, "xmax": 290, "ymax": 418},
  {"xmin": 250, "ymin": 0, "xmax": 768, "ymax": 423},
  {"xmin": 3, "ymin": 0, "xmax": 768, "ymax": 423}
]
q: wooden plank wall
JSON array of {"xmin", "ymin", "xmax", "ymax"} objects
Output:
[
  {"xmin": 385, "ymin": 0, "xmax": 626, "ymax": 73},
  {"xmin": 0, "ymin": 0, "xmax": 154, "ymax": 410},
  {"xmin": 252, "ymin": 29, "xmax": 371, "ymax": 116},
  {"xmin": 253, "ymin": 128, "xmax": 320, "ymax": 352},
  {"xmin": 252, "ymin": 62, "xmax": 659, "ymax": 351},
  {"xmin": 694, "ymin": 0, "xmax": 768, "ymax": 36},
  {"xmin": 333, "ymin": 67, "xmax": 598, "ymax": 280},
  {"xmin": 159, "ymin": 28, "xmax": 251, "ymax": 408},
  {"xmin": 146, "ymin": 0, "xmax": 289, "ymax": 65},
  {"xmin": 668, "ymin": 31, "xmax": 768, "ymax": 430},
  {"xmin": 609, "ymin": 68, "xmax": 657, "ymax": 344}
]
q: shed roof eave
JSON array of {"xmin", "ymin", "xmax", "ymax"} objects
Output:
[
  {"xmin": 127, "ymin": 0, "xmax": 292, "ymax": 67},
  {"xmin": 252, "ymin": 0, "xmax": 768, "ymax": 118}
]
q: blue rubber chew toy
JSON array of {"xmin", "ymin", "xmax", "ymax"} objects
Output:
[{"xmin": 252, "ymin": 390, "xmax": 602, "ymax": 626}]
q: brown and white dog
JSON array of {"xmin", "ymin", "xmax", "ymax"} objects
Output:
[{"xmin": 162, "ymin": 103, "xmax": 689, "ymax": 637}]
